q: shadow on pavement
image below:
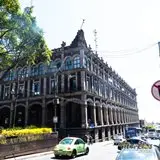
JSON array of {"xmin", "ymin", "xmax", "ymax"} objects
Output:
[{"xmin": 51, "ymin": 154, "xmax": 85, "ymax": 159}]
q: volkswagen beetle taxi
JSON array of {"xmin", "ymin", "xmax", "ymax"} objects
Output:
[{"xmin": 53, "ymin": 137, "xmax": 89, "ymax": 158}]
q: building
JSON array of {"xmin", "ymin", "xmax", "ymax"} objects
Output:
[{"xmin": 0, "ymin": 30, "xmax": 139, "ymax": 141}]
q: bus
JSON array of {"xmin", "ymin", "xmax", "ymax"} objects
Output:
[{"xmin": 125, "ymin": 127, "xmax": 142, "ymax": 138}]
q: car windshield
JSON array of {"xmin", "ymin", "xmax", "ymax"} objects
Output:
[
  {"xmin": 59, "ymin": 138, "xmax": 74, "ymax": 145},
  {"xmin": 118, "ymin": 150, "xmax": 156, "ymax": 160}
]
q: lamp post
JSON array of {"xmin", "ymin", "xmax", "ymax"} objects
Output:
[{"xmin": 53, "ymin": 97, "xmax": 59, "ymax": 133}]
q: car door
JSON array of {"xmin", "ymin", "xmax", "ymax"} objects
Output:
[
  {"xmin": 78, "ymin": 138, "xmax": 86, "ymax": 153},
  {"xmin": 74, "ymin": 139, "xmax": 81, "ymax": 154}
]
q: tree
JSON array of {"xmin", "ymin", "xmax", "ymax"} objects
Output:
[{"xmin": 0, "ymin": 0, "xmax": 51, "ymax": 80}]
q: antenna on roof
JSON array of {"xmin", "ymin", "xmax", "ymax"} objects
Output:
[
  {"xmin": 30, "ymin": 0, "xmax": 33, "ymax": 7},
  {"xmin": 80, "ymin": 19, "xmax": 85, "ymax": 30},
  {"xmin": 94, "ymin": 29, "xmax": 98, "ymax": 53}
]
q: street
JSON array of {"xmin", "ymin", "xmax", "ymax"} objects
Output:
[
  {"xmin": 9, "ymin": 142, "xmax": 118, "ymax": 160},
  {"xmin": 8, "ymin": 139, "xmax": 160, "ymax": 160}
]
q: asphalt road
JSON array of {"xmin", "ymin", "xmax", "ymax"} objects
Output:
[
  {"xmin": 8, "ymin": 139, "xmax": 160, "ymax": 160},
  {"xmin": 12, "ymin": 143, "xmax": 118, "ymax": 160}
]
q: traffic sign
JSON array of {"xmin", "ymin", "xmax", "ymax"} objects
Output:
[{"xmin": 151, "ymin": 80, "xmax": 160, "ymax": 101}]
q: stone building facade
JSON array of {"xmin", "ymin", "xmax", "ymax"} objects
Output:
[{"xmin": 0, "ymin": 30, "xmax": 139, "ymax": 141}]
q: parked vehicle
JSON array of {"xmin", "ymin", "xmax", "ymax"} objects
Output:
[
  {"xmin": 156, "ymin": 129, "xmax": 160, "ymax": 139},
  {"xmin": 114, "ymin": 134, "xmax": 125, "ymax": 145},
  {"xmin": 53, "ymin": 137, "xmax": 89, "ymax": 158},
  {"xmin": 148, "ymin": 129, "xmax": 157, "ymax": 139}
]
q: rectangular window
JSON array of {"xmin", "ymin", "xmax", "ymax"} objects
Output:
[
  {"xmin": 18, "ymin": 84, "xmax": 24, "ymax": 97},
  {"xmin": 4, "ymin": 86, "xmax": 10, "ymax": 99},
  {"xmin": 32, "ymin": 81, "xmax": 40, "ymax": 95},
  {"xmin": 51, "ymin": 79, "xmax": 56, "ymax": 94}
]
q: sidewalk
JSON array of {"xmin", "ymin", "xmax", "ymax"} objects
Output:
[{"xmin": 6, "ymin": 140, "xmax": 113, "ymax": 160}]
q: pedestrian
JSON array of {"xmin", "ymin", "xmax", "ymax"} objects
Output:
[{"xmin": 89, "ymin": 135, "xmax": 93, "ymax": 145}]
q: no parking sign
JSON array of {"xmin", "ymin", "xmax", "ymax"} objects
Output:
[{"xmin": 151, "ymin": 80, "xmax": 160, "ymax": 101}]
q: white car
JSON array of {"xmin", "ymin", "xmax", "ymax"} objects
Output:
[{"xmin": 114, "ymin": 135, "xmax": 125, "ymax": 145}]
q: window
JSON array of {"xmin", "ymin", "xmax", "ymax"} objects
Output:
[
  {"xmin": 32, "ymin": 81, "xmax": 40, "ymax": 95},
  {"xmin": 31, "ymin": 66, "xmax": 38, "ymax": 76},
  {"xmin": 48, "ymin": 61, "xmax": 57, "ymax": 73},
  {"xmin": 84, "ymin": 57, "xmax": 88, "ymax": 68},
  {"xmin": 38, "ymin": 64, "xmax": 45, "ymax": 75},
  {"xmin": 22, "ymin": 67, "xmax": 29, "ymax": 78},
  {"xmin": 18, "ymin": 84, "xmax": 24, "ymax": 97},
  {"xmin": 51, "ymin": 79, "xmax": 56, "ymax": 93},
  {"xmin": 86, "ymin": 76, "xmax": 91, "ymax": 91},
  {"xmin": 60, "ymin": 138, "xmax": 73, "ymax": 145},
  {"xmin": 73, "ymin": 56, "xmax": 80, "ymax": 68},
  {"xmin": 17, "ymin": 68, "xmax": 23, "ymax": 79},
  {"xmin": 65, "ymin": 57, "xmax": 72, "ymax": 70},
  {"xmin": 56, "ymin": 61, "xmax": 61, "ymax": 69},
  {"xmin": 4, "ymin": 86, "xmax": 10, "ymax": 99},
  {"xmin": 70, "ymin": 76, "xmax": 76, "ymax": 91},
  {"xmin": 9, "ymin": 71, "xmax": 15, "ymax": 80}
]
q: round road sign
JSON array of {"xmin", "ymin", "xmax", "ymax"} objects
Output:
[{"xmin": 151, "ymin": 80, "xmax": 160, "ymax": 101}]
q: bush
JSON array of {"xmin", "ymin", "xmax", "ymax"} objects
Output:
[
  {"xmin": 0, "ymin": 127, "xmax": 53, "ymax": 144},
  {"xmin": 2, "ymin": 128, "xmax": 52, "ymax": 137}
]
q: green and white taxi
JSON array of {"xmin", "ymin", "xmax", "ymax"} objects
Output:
[{"xmin": 53, "ymin": 137, "xmax": 89, "ymax": 158}]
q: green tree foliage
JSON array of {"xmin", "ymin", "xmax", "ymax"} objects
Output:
[{"xmin": 0, "ymin": 0, "xmax": 51, "ymax": 80}]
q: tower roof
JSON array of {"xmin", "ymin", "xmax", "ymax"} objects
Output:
[{"xmin": 70, "ymin": 29, "xmax": 87, "ymax": 48}]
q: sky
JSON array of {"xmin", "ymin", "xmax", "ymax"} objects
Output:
[{"xmin": 20, "ymin": 0, "xmax": 160, "ymax": 122}]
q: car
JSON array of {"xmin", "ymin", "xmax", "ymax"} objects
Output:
[
  {"xmin": 118, "ymin": 137, "xmax": 150, "ymax": 150},
  {"xmin": 53, "ymin": 137, "xmax": 89, "ymax": 158},
  {"xmin": 116, "ymin": 145, "xmax": 160, "ymax": 160},
  {"xmin": 114, "ymin": 135, "xmax": 125, "ymax": 145}
]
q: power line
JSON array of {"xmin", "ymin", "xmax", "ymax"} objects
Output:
[{"xmin": 95, "ymin": 43, "xmax": 157, "ymax": 58}]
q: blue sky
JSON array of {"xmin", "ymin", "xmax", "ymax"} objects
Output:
[{"xmin": 20, "ymin": 0, "xmax": 160, "ymax": 122}]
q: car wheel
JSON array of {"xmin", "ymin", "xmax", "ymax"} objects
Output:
[
  {"xmin": 71, "ymin": 150, "xmax": 77, "ymax": 159},
  {"xmin": 85, "ymin": 147, "xmax": 89, "ymax": 155},
  {"xmin": 54, "ymin": 155, "xmax": 59, "ymax": 159}
]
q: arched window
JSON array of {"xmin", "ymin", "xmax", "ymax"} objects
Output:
[
  {"xmin": 22, "ymin": 67, "xmax": 29, "ymax": 78},
  {"xmin": 9, "ymin": 70, "xmax": 15, "ymax": 80},
  {"xmin": 73, "ymin": 56, "xmax": 80, "ymax": 69},
  {"xmin": 17, "ymin": 68, "xmax": 23, "ymax": 79},
  {"xmin": 65, "ymin": 57, "xmax": 72, "ymax": 70},
  {"xmin": 31, "ymin": 66, "xmax": 38, "ymax": 76},
  {"xmin": 38, "ymin": 63, "xmax": 45, "ymax": 75},
  {"xmin": 48, "ymin": 61, "xmax": 57, "ymax": 73},
  {"xmin": 56, "ymin": 60, "xmax": 61, "ymax": 69}
]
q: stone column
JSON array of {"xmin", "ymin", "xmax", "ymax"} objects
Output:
[
  {"xmin": 81, "ymin": 104, "xmax": 88, "ymax": 128},
  {"xmin": 94, "ymin": 128, "xmax": 99, "ymax": 142},
  {"xmin": 93, "ymin": 105, "xmax": 97, "ymax": 127},
  {"xmin": 27, "ymin": 79, "xmax": 30, "ymax": 97},
  {"xmin": 60, "ymin": 102, "xmax": 65, "ymax": 128},
  {"xmin": 106, "ymin": 108, "xmax": 109, "ymax": 125},
  {"xmin": 112, "ymin": 126, "xmax": 115, "ymax": 139},
  {"xmin": 42, "ymin": 100, "xmax": 46, "ymax": 126},
  {"xmin": 43, "ymin": 77, "xmax": 46, "ymax": 96},
  {"xmin": 25, "ymin": 101, "xmax": 29, "ymax": 126},
  {"xmin": 81, "ymin": 71, "xmax": 86, "ymax": 91},
  {"xmin": 100, "ymin": 107, "xmax": 104, "ymax": 125},
  {"xmin": 10, "ymin": 104, "xmax": 14, "ymax": 127},
  {"xmin": 108, "ymin": 127, "xmax": 111, "ymax": 140},
  {"xmin": 102, "ymin": 128, "xmax": 105, "ymax": 141},
  {"xmin": 61, "ymin": 74, "xmax": 64, "ymax": 93}
]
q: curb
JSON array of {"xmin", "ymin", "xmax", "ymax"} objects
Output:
[{"xmin": 6, "ymin": 151, "xmax": 54, "ymax": 160}]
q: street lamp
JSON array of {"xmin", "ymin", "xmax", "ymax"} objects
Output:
[{"xmin": 53, "ymin": 97, "xmax": 59, "ymax": 133}]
